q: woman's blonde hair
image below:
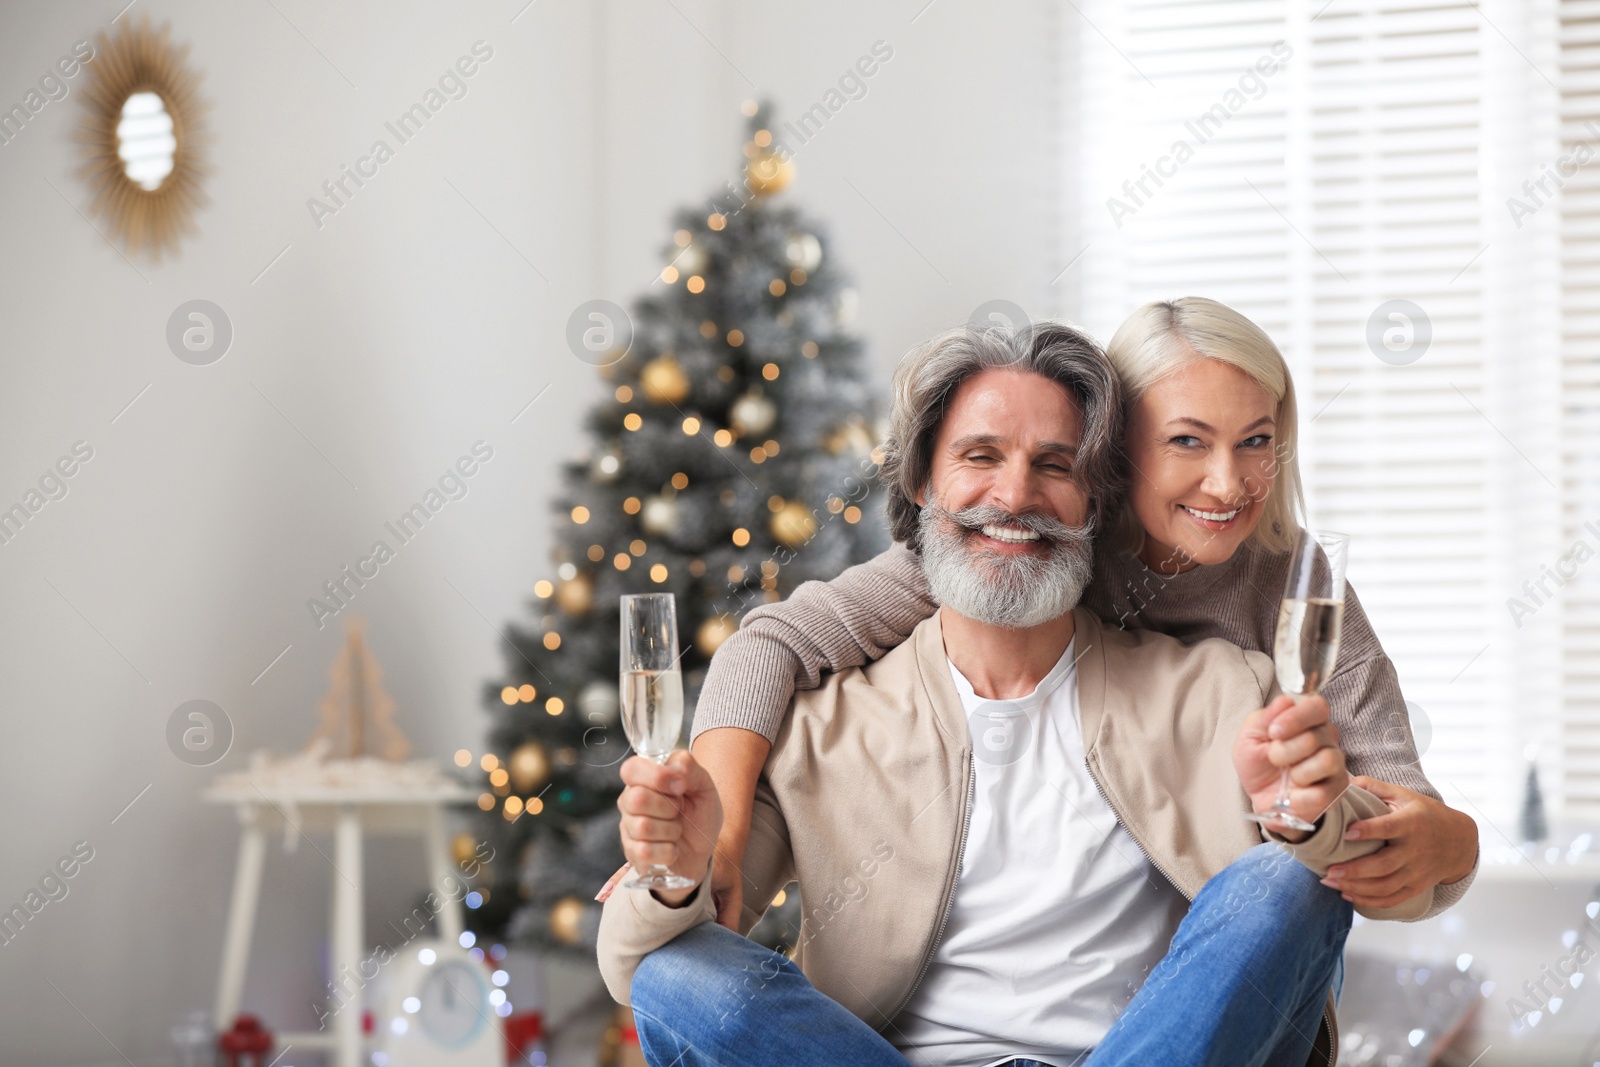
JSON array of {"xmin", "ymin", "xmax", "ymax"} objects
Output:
[{"xmin": 1104, "ymin": 296, "xmax": 1304, "ymax": 554}]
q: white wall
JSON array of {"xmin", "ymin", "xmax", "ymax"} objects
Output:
[{"xmin": 0, "ymin": 0, "xmax": 1064, "ymax": 1061}]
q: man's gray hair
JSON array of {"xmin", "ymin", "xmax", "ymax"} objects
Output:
[{"xmin": 879, "ymin": 321, "xmax": 1126, "ymax": 552}]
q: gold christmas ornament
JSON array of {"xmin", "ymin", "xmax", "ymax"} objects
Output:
[
  {"xmin": 674, "ymin": 241, "xmax": 709, "ymax": 276},
  {"xmin": 591, "ymin": 448, "xmax": 623, "ymax": 483},
  {"xmin": 696, "ymin": 614, "xmax": 738, "ymax": 657},
  {"xmin": 771, "ymin": 500, "xmax": 818, "ymax": 549},
  {"xmin": 508, "ymin": 741, "xmax": 549, "ymax": 793},
  {"xmin": 601, "ymin": 1005, "xmax": 646, "ymax": 1067},
  {"xmin": 451, "ymin": 832, "xmax": 478, "ymax": 869},
  {"xmin": 729, "ymin": 392, "xmax": 777, "ymax": 437},
  {"xmin": 835, "ymin": 287, "xmax": 859, "ymax": 325},
  {"xmin": 746, "ymin": 149, "xmax": 794, "ymax": 195},
  {"xmin": 578, "ymin": 681, "xmax": 621, "ymax": 725},
  {"xmin": 640, "ymin": 354, "xmax": 691, "ymax": 405},
  {"xmin": 825, "ymin": 419, "xmax": 875, "ymax": 456},
  {"xmin": 556, "ymin": 572, "xmax": 594, "ymax": 615},
  {"xmin": 784, "ymin": 232, "xmax": 822, "ymax": 273},
  {"xmin": 550, "ymin": 895, "xmax": 585, "ymax": 946},
  {"xmin": 640, "ymin": 495, "xmax": 680, "ymax": 536}
]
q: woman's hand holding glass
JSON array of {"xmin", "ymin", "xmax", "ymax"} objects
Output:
[{"xmin": 1320, "ymin": 775, "xmax": 1479, "ymax": 908}]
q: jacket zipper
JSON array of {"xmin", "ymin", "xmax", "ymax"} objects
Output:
[
  {"xmin": 1084, "ymin": 758, "xmax": 1186, "ymax": 903},
  {"xmin": 1083, "ymin": 758, "xmax": 1337, "ymax": 1064},
  {"xmin": 887, "ymin": 750, "xmax": 974, "ymax": 1023}
]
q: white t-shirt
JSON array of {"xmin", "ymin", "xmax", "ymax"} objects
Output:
[{"xmin": 890, "ymin": 637, "xmax": 1190, "ymax": 1067}]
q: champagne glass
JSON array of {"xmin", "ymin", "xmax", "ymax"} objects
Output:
[
  {"xmin": 618, "ymin": 593, "xmax": 696, "ymax": 891},
  {"xmin": 1246, "ymin": 529, "xmax": 1350, "ymax": 834}
]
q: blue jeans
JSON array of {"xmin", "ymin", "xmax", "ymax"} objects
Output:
[{"xmin": 631, "ymin": 843, "xmax": 1351, "ymax": 1067}]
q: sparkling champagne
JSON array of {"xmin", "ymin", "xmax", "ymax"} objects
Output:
[
  {"xmin": 1274, "ymin": 597, "xmax": 1345, "ymax": 695},
  {"xmin": 621, "ymin": 668, "xmax": 684, "ymax": 760}
]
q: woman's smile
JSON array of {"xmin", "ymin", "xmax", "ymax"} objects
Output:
[{"xmin": 1178, "ymin": 502, "xmax": 1248, "ymax": 532}]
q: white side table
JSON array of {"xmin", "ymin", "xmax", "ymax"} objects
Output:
[{"xmin": 205, "ymin": 778, "xmax": 479, "ymax": 1067}]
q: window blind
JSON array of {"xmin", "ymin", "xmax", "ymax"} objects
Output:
[
  {"xmin": 1561, "ymin": 0, "xmax": 1600, "ymax": 813},
  {"xmin": 1066, "ymin": 0, "xmax": 1590, "ymax": 821}
]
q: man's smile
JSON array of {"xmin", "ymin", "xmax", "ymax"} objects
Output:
[{"xmin": 958, "ymin": 518, "xmax": 1053, "ymax": 555}]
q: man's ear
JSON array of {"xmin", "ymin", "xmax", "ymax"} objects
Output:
[{"xmin": 914, "ymin": 485, "xmax": 927, "ymax": 508}]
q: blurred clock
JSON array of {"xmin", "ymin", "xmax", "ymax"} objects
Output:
[
  {"xmin": 419, "ymin": 959, "xmax": 489, "ymax": 1047},
  {"xmin": 372, "ymin": 941, "xmax": 500, "ymax": 1067}
]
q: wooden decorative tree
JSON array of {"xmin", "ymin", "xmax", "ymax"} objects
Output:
[{"xmin": 305, "ymin": 615, "xmax": 410, "ymax": 761}]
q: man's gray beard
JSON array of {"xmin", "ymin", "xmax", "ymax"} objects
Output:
[{"xmin": 918, "ymin": 498, "xmax": 1095, "ymax": 629}]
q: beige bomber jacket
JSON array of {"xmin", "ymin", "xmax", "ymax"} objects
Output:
[{"xmin": 599, "ymin": 607, "xmax": 1429, "ymax": 1064}]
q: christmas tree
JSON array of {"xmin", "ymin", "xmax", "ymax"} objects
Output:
[
  {"xmin": 466, "ymin": 101, "xmax": 889, "ymax": 958},
  {"xmin": 1520, "ymin": 760, "xmax": 1548, "ymax": 845}
]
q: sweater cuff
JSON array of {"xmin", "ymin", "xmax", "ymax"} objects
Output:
[
  {"xmin": 1423, "ymin": 844, "xmax": 1479, "ymax": 919},
  {"xmin": 1265, "ymin": 785, "xmax": 1387, "ymax": 875},
  {"xmin": 596, "ymin": 857, "xmax": 718, "ymax": 1005}
]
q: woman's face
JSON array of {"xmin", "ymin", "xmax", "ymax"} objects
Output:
[{"xmin": 1124, "ymin": 357, "xmax": 1279, "ymax": 571}]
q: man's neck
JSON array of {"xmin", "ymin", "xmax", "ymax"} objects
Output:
[{"xmin": 938, "ymin": 604, "xmax": 1077, "ymax": 700}]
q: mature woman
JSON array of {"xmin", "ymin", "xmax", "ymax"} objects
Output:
[{"xmin": 605, "ymin": 297, "xmax": 1480, "ymax": 927}]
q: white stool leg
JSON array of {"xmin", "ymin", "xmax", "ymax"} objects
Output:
[
  {"xmin": 424, "ymin": 804, "xmax": 464, "ymax": 944},
  {"xmin": 215, "ymin": 804, "xmax": 266, "ymax": 1031},
  {"xmin": 333, "ymin": 804, "xmax": 364, "ymax": 1067}
]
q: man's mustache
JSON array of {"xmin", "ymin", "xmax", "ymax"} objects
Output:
[{"xmin": 941, "ymin": 502, "xmax": 1093, "ymax": 546}]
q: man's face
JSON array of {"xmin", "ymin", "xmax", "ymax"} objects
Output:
[
  {"xmin": 919, "ymin": 368, "xmax": 1091, "ymax": 540},
  {"xmin": 915, "ymin": 368, "xmax": 1095, "ymax": 629}
]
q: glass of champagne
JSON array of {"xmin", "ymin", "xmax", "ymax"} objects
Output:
[
  {"xmin": 618, "ymin": 593, "xmax": 696, "ymax": 891},
  {"xmin": 1246, "ymin": 528, "xmax": 1350, "ymax": 834}
]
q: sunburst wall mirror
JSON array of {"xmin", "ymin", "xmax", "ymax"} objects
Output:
[{"xmin": 77, "ymin": 15, "xmax": 209, "ymax": 261}]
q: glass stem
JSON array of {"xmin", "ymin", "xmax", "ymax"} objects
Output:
[
  {"xmin": 645, "ymin": 749, "xmax": 676, "ymax": 877},
  {"xmin": 1273, "ymin": 767, "xmax": 1295, "ymax": 812},
  {"xmin": 1273, "ymin": 686, "xmax": 1314, "ymax": 814}
]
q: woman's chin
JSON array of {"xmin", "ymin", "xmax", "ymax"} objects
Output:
[
  {"xmin": 1170, "ymin": 525, "xmax": 1256, "ymax": 566},
  {"xmin": 1143, "ymin": 519, "xmax": 1259, "ymax": 569},
  {"xmin": 1172, "ymin": 540, "xmax": 1241, "ymax": 567}
]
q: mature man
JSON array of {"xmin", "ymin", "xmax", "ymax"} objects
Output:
[{"xmin": 598, "ymin": 322, "xmax": 1409, "ymax": 1067}]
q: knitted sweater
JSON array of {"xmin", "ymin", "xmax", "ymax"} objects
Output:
[{"xmin": 692, "ymin": 538, "xmax": 1477, "ymax": 918}]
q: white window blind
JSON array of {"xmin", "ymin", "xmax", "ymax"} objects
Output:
[
  {"xmin": 1562, "ymin": 0, "xmax": 1600, "ymax": 812},
  {"xmin": 1065, "ymin": 0, "xmax": 1592, "ymax": 823}
]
